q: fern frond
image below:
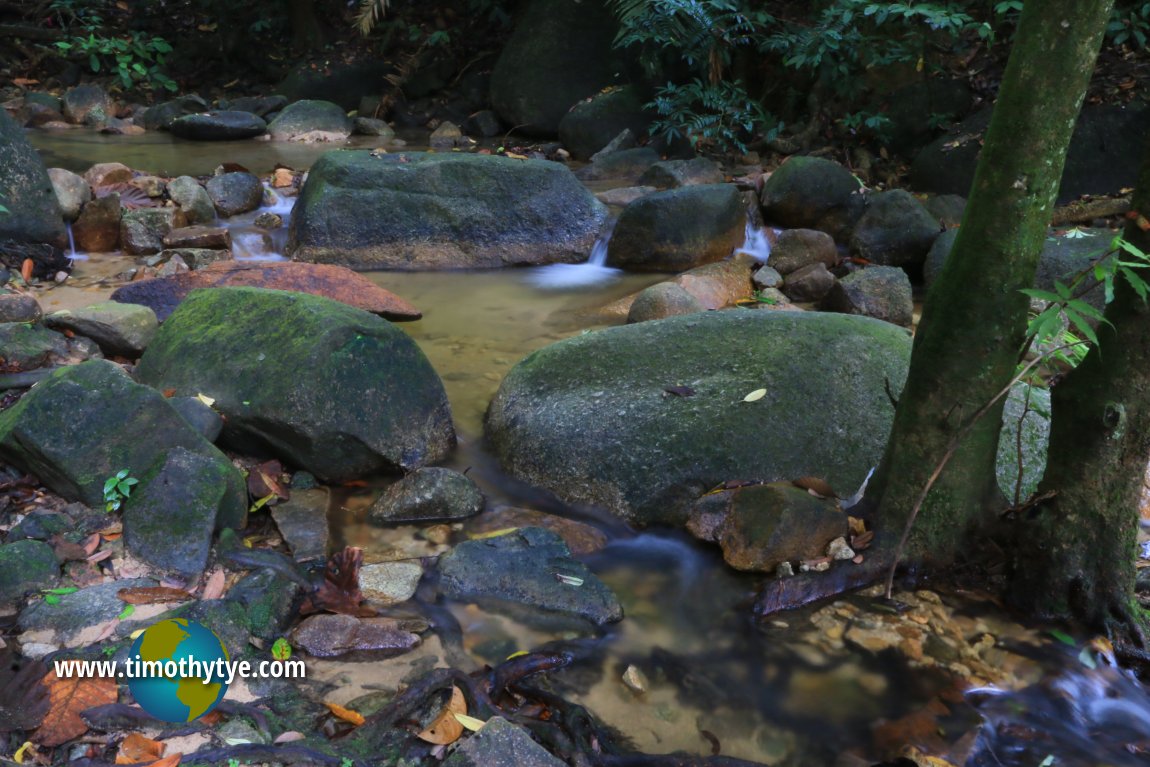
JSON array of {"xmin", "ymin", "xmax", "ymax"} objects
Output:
[{"xmin": 355, "ymin": 0, "xmax": 388, "ymax": 36}]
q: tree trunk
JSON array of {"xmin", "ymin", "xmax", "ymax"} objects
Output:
[
  {"xmin": 868, "ymin": 0, "xmax": 1114, "ymax": 563},
  {"xmin": 288, "ymin": 0, "xmax": 325, "ymax": 51},
  {"xmin": 1010, "ymin": 136, "xmax": 1150, "ymax": 641}
]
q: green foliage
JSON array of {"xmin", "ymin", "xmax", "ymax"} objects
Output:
[
  {"xmin": 55, "ymin": 32, "xmax": 176, "ymax": 92},
  {"xmin": 1108, "ymin": 1, "xmax": 1150, "ymax": 48},
  {"xmin": 102, "ymin": 468, "xmax": 138, "ymax": 513},
  {"xmin": 840, "ymin": 110, "xmax": 893, "ymax": 140},
  {"xmin": 650, "ymin": 79, "xmax": 777, "ymax": 153}
]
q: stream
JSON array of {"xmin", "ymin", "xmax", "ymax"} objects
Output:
[{"xmin": 26, "ymin": 129, "xmax": 1150, "ymax": 766}]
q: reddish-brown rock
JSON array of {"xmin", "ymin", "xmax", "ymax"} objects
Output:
[{"xmin": 110, "ymin": 261, "xmax": 422, "ymax": 321}]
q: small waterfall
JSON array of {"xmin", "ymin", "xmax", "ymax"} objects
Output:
[
  {"xmin": 735, "ymin": 219, "xmax": 772, "ymax": 262},
  {"xmin": 227, "ymin": 184, "xmax": 296, "ymax": 261},
  {"xmin": 526, "ymin": 227, "xmax": 621, "ymax": 290},
  {"xmin": 65, "ymin": 221, "xmax": 87, "ymax": 261}
]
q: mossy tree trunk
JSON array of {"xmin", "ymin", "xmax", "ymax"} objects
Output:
[
  {"xmin": 1009, "ymin": 137, "xmax": 1150, "ymax": 641},
  {"xmin": 868, "ymin": 0, "xmax": 1114, "ymax": 563}
]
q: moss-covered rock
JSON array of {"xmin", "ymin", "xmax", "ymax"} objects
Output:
[
  {"xmin": 823, "ymin": 265, "xmax": 914, "ymax": 327},
  {"xmin": 288, "ymin": 151, "xmax": 607, "ymax": 270},
  {"xmin": 0, "ymin": 109, "xmax": 65, "ymax": 247},
  {"xmin": 760, "ymin": 156, "xmax": 862, "ymax": 239},
  {"xmin": 606, "ymin": 184, "xmax": 745, "ymax": 272},
  {"xmin": 0, "ymin": 540, "xmax": 58, "ymax": 605},
  {"xmin": 44, "ymin": 301, "xmax": 158, "ymax": 358},
  {"xmin": 0, "ymin": 322, "xmax": 72, "ymax": 370},
  {"xmin": 267, "ymin": 100, "xmax": 351, "ymax": 142},
  {"xmin": 135, "ymin": 287, "xmax": 454, "ymax": 482},
  {"xmin": 489, "ymin": 0, "xmax": 624, "ymax": 135},
  {"xmin": 486, "ymin": 311, "xmax": 911, "ymax": 525},
  {"xmin": 369, "ymin": 467, "xmax": 484, "ymax": 523},
  {"xmin": 557, "ymin": 86, "xmax": 652, "ymax": 160},
  {"xmin": 849, "ymin": 190, "xmax": 940, "ymax": 268},
  {"xmin": 229, "ymin": 570, "xmax": 302, "ymax": 640},
  {"xmin": 0, "ymin": 360, "xmax": 247, "ymax": 526}
]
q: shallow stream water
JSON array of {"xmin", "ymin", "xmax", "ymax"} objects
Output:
[{"xmin": 26, "ymin": 129, "xmax": 1150, "ymax": 766}]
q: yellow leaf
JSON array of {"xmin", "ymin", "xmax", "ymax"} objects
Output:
[
  {"xmin": 916, "ymin": 56, "xmax": 924, "ymax": 72},
  {"xmin": 417, "ymin": 686, "xmax": 467, "ymax": 745},
  {"xmin": 195, "ymin": 393, "xmax": 215, "ymax": 407},
  {"xmin": 743, "ymin": 388, "xmax": 767, "ymax": 402},
  {"xmin": 324, "ymin": 702, "xmax": 365, "ymax": 726},
  {"xmin": 453, "ymin": 712, "xmax": 486, "ymax": 732},
  {"xmin": 504, "ymin": 152, "xmax": 529, "ymax": 160},
  {"xmin": 505, "ymin": 650, "xmax": 529, "ymax": 660},
  {"xmin": 14, "ymin": 742, "xmax": 35, "ymax": 764},
  {"xmin": 468, "ymin": 527, "xmax": 519, "ymax": 540},
  {"xmin": 129, "ymin": 628, "xmax": 146, "ymax": 640}
]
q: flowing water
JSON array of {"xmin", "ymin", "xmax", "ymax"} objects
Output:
[{"xmin": 28, "ymin": 130, "xmax": 1150, "ymax": 765}]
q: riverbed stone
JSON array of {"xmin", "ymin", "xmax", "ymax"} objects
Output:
[
  {"xmin": 168, "ymin": 395, "xmax": 223, "ymax": 442},
  {"xmin": 0, "ymin": 540, "xmax": 58, "ymax": 605},
  {"xmin": 135, "ymin": 287, "xmax": 454, "ymax": 482},
  {"xmin": 489, "ymin": 0, "xmax": 623, "ymax": 135},
  {"xmin": 752, "ymin": 265, "xmax": 783, "ymax": 289},
  {"xmin": 0, "ymin": 322, "xmax": 72, "ymax": 369},
  {"xmin": 352, "ymin": 116, "xmax": 395, "ymax": 137},
  {"xmin": 429, "ymin": 121, "xmax": 463, "ymax": 147},
  {"xmin": 47, "ymin": 168, "xmax": 91, "ymax": 221},
  {"xmin": 120, "ymin": 207, "xmax": 183, "ymax": 255},
  {"xmin": 760, "ymin": 156, "xmax": 862, "ymax": 237},
  {"xmin": 167, "ymin": 176, "xmax": 216, "ymax": 225},
  {"xmin": 359, "ymin": 562, "xmax": 423, "ymax": 604},
  {"xmin": 781, "ymin": 263, "xmax": 836, "ymax": 303},
  {"xmin": 558, "ymin": 85, "xmax": 652, "ymax": 160},
  {"xmin": 83, "ymin": 162, "xmax": 134, "ymax": 188},
  {"xmin": 226, "ymin": 95, "xmax": 288, "ymax": 118},
  {"xmin": 769, "ymin": 229, "xmax": 839, "ymax": 275},
  {"xmin": 62, "ymin": 84, "xmax": 110, "ymax": 126},
  {"xmin": 72, "ymin": 193, "xmax": 121, "ymax": 252},
  {"xmin": 690, "ymin": 483, "xmax": 847, "ymax": 572},
  {"xmin": 637, "ymin": 157, "xmax": 725, "ymax": 189},
  {"xmin": 626, "ymin": 282, "xmax": 706, "ymax": 323},
  {"xmin": 229, "ymin": 570, "xmax": 302, "ymax": 640},
  {"xmin": 271, "ymin": 488, "xmax": 330, "ymax": 562},
  {"xmin": 289, "ymin": 151, "xmax": 607, "ymax": 270},
  {"xmin": 595, "ymin": 185, "xmax": 656, "ymax": 207},
  {"xmin": 438, "ymin": 527, "xmax": 623, "ymax": 626},
  {"xmin": 369, "ymin": 467, "xmax": 484, "ymax": 523},
  {"xmin": 465, "ymin": 507, "xmax": 608, "ymax": 555},
  {"xmin": 206, "ymin": 172, "xmax": 263, "ymax": 217},
  {"xmin": 18, "ymin": 578, "xmax": 156, "ymax": 644},
  {"xmin": 44, "ymin": 301, "xmax": 158, "ymax": 357},
  {"xmin": 291, "ymin": 614, "xmax": 421, "ymax": 658},
  {"xmin": 575, "ymin": 147, "xmax": 661, "ymax": 183},
  {"xmin": 123, "ymin": 447, "xmax": 235, "ymax": 577},
  {"xmin": 0, "ymin": 360, "xmax": 247, "ymax": 526},
  {"xmin": 0, "ymin": 292, "xmax": 43, "ymax": 323},
  {"xmin": 141, "ymin": 94, "xmax": 210, "ymax": 130},
  {"xmin": 443, "ymin": 717, "xmax": 566, "ymax": 767},
  {"xmin": 154, "ymin": 248, "xmax": 230, "ymax": 270},
  {"xmin": 111, "ymin": 261, "xmax": 422, "ymax": 321},
  {"xmin": 823, "ymin": 266, "xmax": 914, "ymax": 327},
  {"xmin": 0, "ymin": 109, "xmax": 66, "ymax": 247},
  {"xmin": 163, "ymin": 225, "xmax": 230, "ymax": 250},
  {"xmin": 169, "ymin": 111, "xmax": 268, "ymax": 141},
  {"xmin": 486, "ymin": 311, "xmax": 910, "ymax": 525},
  {"xmin": 849, "ymin": 190, "xmax": 940, "ymax": 268},
  {"xmin": 267, "ymin": 100, "xmax": 351, "ymax": 142},
  {"xmin": 606, "ymin": 184, "xmax": 744, "ymax": 272}
]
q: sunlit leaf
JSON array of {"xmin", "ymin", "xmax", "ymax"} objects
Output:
[{"xmin": 743, "ymin": 388, "xmax": 767, "ymax": 402}]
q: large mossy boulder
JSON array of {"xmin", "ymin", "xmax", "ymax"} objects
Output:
[
  {"xmin": 0, "ymin": 360, "xmax": 247, "ymax": 527},
  {"xmin": 558, "ymin": 86, "xmax": 652, "ymax": 160},
  {"xmin": 489, "ymin": 0, "xmax": 625, "ymax": 135},
  {"xmin": 0, "ymin": 109, "xmax": 66, "ymax": 247},
  {"xmin": 486, "ymin": 311, "xmax": 911, "ymax": 525},
  {"xmin": 606, "ymin": 184, "xmax": 745, "ymax": 272},
  {"xmin": 267, "ymin": 100, "xmax": 351, "ymax": 142},
  {"xmin": 135, "ymin": 287, "xmax": 455, "ymax": 481},
  {"xmin": 760, "ymin": 156, "xmax": 862, "ymax": 240},
  {"xmin": 288, "ymin": 151, "xmax": 608, "ymax": 270}
]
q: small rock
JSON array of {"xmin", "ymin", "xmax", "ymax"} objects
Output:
[
  {"xmin": 157, "ymin": 254, "xmax": 190, "ymax": 277},
  {"xmin": 0, "ymin": 292, "xmax": 43, "ymax": 323},
  {"xmin": 169, "ymin": 111, "xmax": 267, "ymax": 141},
  {"xmin": 167, "ymin": 176, "xmax": 216, "ymax": 225},
  {"xmin": 267, "ymin": 100, "xmax": 352, "ymax": 142},
  {"xmin": 595, "ymin": 186, "xmax": 656, "ymax": 207},
  {"xmin": 156, "ymin": 248, "xmax": 232, "ymax": 270},
  {"xmin": 168, "ymin": 395, "xmax": 224, "ymax": 442},
  {"xmin": 84, "ymin": 162, "xmax": 133, "ymax": 188},
  {"xmin": 775, "ymin": 561, "xmax": 794, "ymax": 577},
  {"xmin": 590, "ymin": 129, "xmax": 638, "ymax": 162},
  {"xmin": 464, "ymin": 506, "xmax": 608, "ymax": 555},
  {"xmin": 63, "ymin": 85, "xmax": 110, "ymax": 127},
  {"xmin": 352, "ymin": 117, "xmax": 395, "ymax": 138},
  {"xmin": 627, "ymin": 282, "xmax": 706, "ymax": 323},
  {"xmin": 637, "ymin": 157, "xmax": 724, "ymax": 189},
  {"xmin": 463, "ymin": 110, "xmax": 502, "ymax": 138},
  {"xmin": 769, "ymin": 229, "xmax": 839, "ymax": 275},
  {"xmin": 752, "ymin": 265, "xmax": 783, "ymax": 289},
  {"xmin": 622, "ymin": 664, "xmax": 649, "ymax": 694},
  {"xmin": 72, "ymin": 194, "xmax": 122, "ymax": 252},
  {"xmin": 291, "ymin": 613, "xmax": 420, "ymax": 658},
  {"xmin": 206, "ymin": 172, "xmax": 264, "ymax": 217},
  {"xmin": 822, "ymin": 265, "xmax": 914, "ymax": 327},
  {"xmin": 358, "ymin": 561, "xmax": 423, "ymax": 604},
  {"xmin": 48, "ymin": 168, "xmax": 91, "ymax": 221},
  {"xmin": 18, "ymin": 578, "xmax": 155, "ymax": 644},
  {"xmin": 270, "ymin": 489, "xmax": 330, "ymax": 563},
  {"xmin": 421, "ymin": 524, "xmax": 452, "ymax": 545},
  {"xmin": 369, "ymin": 467, "xmax": 484, "ymax": 523},
  {"xmin": 228, "ymin": 570, "xmax": 301, "ymax": 640},
  {"xmin": 271, "ymin": 168, "xmax": 295, "ymax": 188},
  {"xmin": 121, "ymin": 207, "xmax": 184, "ymax": 256},
  {"xmin": 429, "ymin": 121, "xmax": 463, "ymax": 147},
  {"xmin": 253, "ymin": 212, "xmax": 283, "ymax": 229},
  {"xmin": 130, "ymin": 176, "xmax": 167, "ymax": 198},
  {"xmin": 44, "ymin": 301, "xmax": 158, "ymax": 358},
  {"xmin": 163, "ymin": 225, "xmax": 231, "ymax": 250},
  {"xmin": 0, "ymin": 540, "xmax": 58, "ymax": 605},
  {"xmin": 827, "ymin": 537, "xmax": 856, "ymax": 561},
  {"xmin": 781, "ymin": 263, "xmax": 836, "ymax": 303},
  {"xmin": 442, "ymin": 717, "xmax": 566, "ymax": 767}
]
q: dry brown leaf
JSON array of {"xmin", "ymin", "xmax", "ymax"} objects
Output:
[
  {"xmin": 117, "ymin": 587, "xmax": 194, "ymax": 605},
  {"xmin": 247, "ymin": 460, "xmax": 288, "ymax": 501},
  {"xmin": 847, "ymin": 516, "xmax": 867, "ymax": 536},
  {"xmin": 416, "ymin": 686, "xmax": 466, "ymax": 745},
  {"xmin": 116, "ymin": 733, "xmax": 165, "ymax": 764},
  {"xmin": 146, "ymin": 754, "xmax": 182, "ymax": 767},
  {"xmin": 324, "ymin": 702, "xmax": 364, "ymax": 726},
  {"xmin": 32, "ymin": 668, "xmax": 117, "ymax": 747},
  {"xmin": 200, "ymin": 569, "xmax": 226, "ymax": 600}
]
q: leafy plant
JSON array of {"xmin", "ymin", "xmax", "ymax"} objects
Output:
[
  {"xmin": 1108, "ymin": 1, "xmax": 1150, "ymax": 48},
  {"xmin": 102, "ymin": 469, "xmax": 138, "ymax": 513},
  {"xmin": 55, "ymin": 32, "xmax": 177, "ymax": 92},
  {"xmin": 649, "ymin": 79, "xmax": 777, "ymax": 153}
]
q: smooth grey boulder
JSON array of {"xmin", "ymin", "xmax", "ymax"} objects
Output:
[
  {"xmin": 760, "ymin": 156, "xmax": 862, "ymax": 240},
  {"xmin": 438, "ymin": 528, "xmax": 623, "ymax": 626},
  {"xmin": 823, "ymin": 266, "xmax": 914, "ymax": 327},
  {"xmin": 626, "ymin": 282, "xmax": 706, "ymax": 323},
  {"xmin": 0, "ymin": 109, "xmax": 66, "ymax": 247},
  {"xmin": 486, "ymin": 311, "xmax": 911, "ymax": 525},
  {"xmin": 637, "ymin": 157, "xmax": 724, "ymax": 189},
  {"xmin": 47, "ymin": 168, "xmax": 90, "ymax": 221},
  {"xmin": 849, "ymin": 189, "xmax": 940, "ymax": 268},
  {"xmin": 135, "ymin": 287, "xmax": 455, "ymax": 482},
  {"xmin": 206, "ymin": 172, "xmax": 263, "ymax": 217},
  {"xmin": 781, "ymin": 262, "xmax": 836, "ymax": 302},
  {"xmin": 0, "ymin": 540, "xmax": 58, "ymax": 605},
  {"xmin": 170, "ymin": 110, "xmax": 267, "ymax": 141},
  {"xmin": 142, "ymin": 95, "xmax": 210, "ymax": 131},
  {"xmin": 167, "ymin": 176, "xmax": 216, "ymax": 225},
  {"xmin": 558, "ymin": 86, "xmax": 651, "ymax": 160},
  {"xmin": 120, "ymin": 207, "xmax": 182, "ymax": 255},
  {"xmin": 0, "ymin": 292, "xmax": 43, "ymax": 323},
  {"xmin": 267, "ymin": 100, "xmax": 351, "ymax": 141},
  {"xmin": 443, "ymin": 717, "xmax": 566, "ymax": 767},
  {"xmin": 574, "ymin": 147, "xmax": 660, "ymax": 183},
  {"xmin": 19, "ymin": 578, "xmax": 155, "ymax": 643},
  {"xmin": 0, "ymin": 360, "xmax": 247, "ymax": 528},
  {"xmin": 606, "ymin": 184, "xmax": 744, "ymax": 272},
  {"xmin": 44, "ymin": 301, "xmax": 158, "ymax": 357},
  {"xmin": 289, "ymin": 151, "xmax": 607, "ymax": 270},
  {"xmin": 369, "ymin": 467, "xmax": 484, "ymax": 523}
]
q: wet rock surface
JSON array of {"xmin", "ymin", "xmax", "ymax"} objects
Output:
[
  {"xmin": 44, "ymin": 301, "xmax": 158, "ymax": 357},
  {"xmin": 369, "ymin": 467, "xmax": 484, "ymax": 523}
]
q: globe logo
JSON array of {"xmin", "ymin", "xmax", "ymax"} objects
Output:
[{"xmin": 127, "ymin": 618, "xmax": 230, "ymax": 722}]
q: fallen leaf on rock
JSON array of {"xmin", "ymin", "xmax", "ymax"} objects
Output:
[
  {"xmin": 324, "ymin": 702, "xmax": 364, "ymax": 726},
  {"xmin": 792, "ymin": 476, "xmax": 835, "ymax": 498},
  {"xmin": 117, "ymin": 587, "xmax": 193, "ymax": 605},
  {"xmin": 743, "ymin": 388, "xmax": 766, "ymax": 402},
  {"xmin": 307, "ymin": 547, "xmax": 368, "ymax": 616},
  {"xmin": 33, "ymin": 668, "xmax": 117, "ymax": 746},
  {"xmin": 453, "ymin": 713, "xmax": 486, "ymax": 732},
  {"xmin": 273, "ymin": 731, "xmax": 306, "ymax": 744},
  {"xmin": 848, "ymin": 516, "xmax": 866, "ymax": 536},
  {"xmin": 417, "ymin": 686, "xmax": 466, "ymax": 745},
  {"xmin": 194, "ymin": 393, "xmax": 214, "ymax": 407},
  {"xmin": 116, "ymin": 732, "xmax": 164, "ymax": 764},
  {"xmin": 82, "ymin": 534, "xmax": 102, "ymax": 556},
  {"xmin": 200, "ymin": 569, "xmax": 226, "ymax": 600},
  {"xmin": 13, "ymin": 741, "xmax": 36, "ymax": 763}
]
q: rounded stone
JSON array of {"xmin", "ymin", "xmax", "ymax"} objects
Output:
[
  {"xmin": 169, "ymin": 111, "xmax": 267, "ymax": 141},
  {"xmin": 369, "ymin": 467, "xmax": 484, "ymax": 523}
]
